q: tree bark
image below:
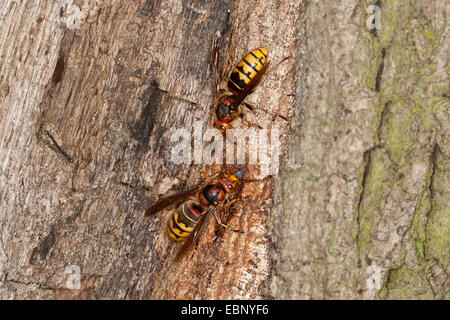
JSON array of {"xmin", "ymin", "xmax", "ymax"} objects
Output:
[
  {"xmin": 0, "ymin": 0, "xmax": 448, "ymax": 300},
  {"xmin": 0, "ymin": 0, "xmax": 299, "ymax": 299},
  {"xmin": 270, "ymin": 0, "xmax": 449, "ymax": 299}
]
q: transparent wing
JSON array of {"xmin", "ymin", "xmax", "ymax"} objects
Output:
[
  {"xmin": 232, "ymin": 61, "xmax": 270, "ymax": 108},
  {"xmin": 211, "ymin": 31, "xmax": 222, "ymax": 95},
  {"xmin": 144, "ymin": 188, "xmax": 198, "ymax": 217},
  {"xmin": 175, "ymin": 206, "xmax": 217, "ymax": 261}
]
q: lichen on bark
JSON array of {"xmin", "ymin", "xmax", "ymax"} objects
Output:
[{"xmin": 271, "ymin": 0, "xmax": 449, "ymax": 299}]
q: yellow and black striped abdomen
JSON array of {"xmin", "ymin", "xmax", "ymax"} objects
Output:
[
  {"xmin": 168, "ymin": 201, "xmax": 203, "ymax": 241},
  {"xmin": 228, "ymin": 48, "xmax": 268, "ymax": 94}
]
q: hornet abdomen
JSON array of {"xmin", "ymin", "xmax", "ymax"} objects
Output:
[
  {"xmin": 227, "ymin": 48, "xmax": 268, "ymax": 95},
  {"xmin": 168, "ymin": 201, "xmax": 203, "ymax": 241}
]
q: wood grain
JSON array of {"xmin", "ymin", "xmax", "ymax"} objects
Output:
[{"xmin": 0, "ymin": 0, "xmax": 300, "ymax": 299}]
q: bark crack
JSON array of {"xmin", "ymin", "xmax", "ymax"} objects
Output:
[
  {"xmin": 115, "ymin": 180, "xmax": 151, "ymax": 193},
  {"xmin": 355, "ymin": 145, "xmax": 379, "ymax": 266},
  {"xmin": 423, "ymin": 143, "xmax": 440, "ymax": 258},
  {"xmin": 149, "ymin": 83, "xmax": 200, "ymax": 107},
  {"xmin": 375, "ymin": 47, "xmax": 386, "ymax": 92},
  {"xmin": 2, "ymin": 278, "xmax": 57, "ymax": 291}
]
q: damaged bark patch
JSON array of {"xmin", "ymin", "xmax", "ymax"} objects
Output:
[
  {"xmin": 132, "ymin": 81, "xmax": 162, "ymax": 154},
  {"xmin": 30, "ymin": 226, "xmax": 56, "ymax": 264},
  {"xmin": 51, "ymin": 53, "xmax": 65, "ymax": 85}
]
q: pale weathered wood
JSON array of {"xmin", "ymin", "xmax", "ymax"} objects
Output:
[{"xmin": 0, "ymin": 0, "xmax": 299, "ymax": 299}]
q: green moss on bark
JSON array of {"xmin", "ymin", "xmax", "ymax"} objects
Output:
[{"xmin": 357, "ymin": 0, "xmax": 448, "ymax": 298}]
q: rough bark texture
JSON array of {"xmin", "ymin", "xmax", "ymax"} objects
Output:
[
  {"xmin": 0, "ymin": 0, "xmax": 448, "ymax": 300},
  {"xmin": 0, "ymin": 0, "xmax": 298, "ymax": 299},
  {"xmin": 270, "ymin": 0, "xmax": 449, "ymax": 299}
]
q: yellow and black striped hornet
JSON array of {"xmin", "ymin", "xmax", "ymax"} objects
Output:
[
  {"xmin": 211, "ymin": 32, "xmax": 271, "ymax": 133},
  {"xmin": 144, "ymin": 168, "xmax": 270, "ymax": 261}
]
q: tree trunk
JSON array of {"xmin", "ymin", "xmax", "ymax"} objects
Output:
[
  {"xmin": 0, "ymin": 0, "xmax": 448, "ymax": 300},
  {"xmin": 270, "ymin": 0, "xmax": 449, "ymax": 299}
]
